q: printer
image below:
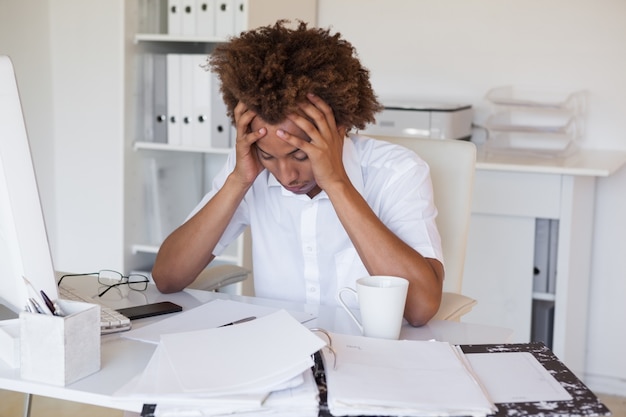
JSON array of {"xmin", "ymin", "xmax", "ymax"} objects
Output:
[{"xmin": 362, "ymin": 103, "xmax": 473, "ymax": 140}]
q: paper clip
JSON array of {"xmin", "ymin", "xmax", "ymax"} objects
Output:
[{"xmin": 310, "ymin": 327, "xmax": 337, "ymax": 370}]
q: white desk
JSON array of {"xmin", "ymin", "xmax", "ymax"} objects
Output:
[
  {"xmin": 463, "ymin": 147, "xmax": 626, "ymax": 378},
  {"xmin": 0, "ymin": 276, "xmax": 512, "ymax": 413}
]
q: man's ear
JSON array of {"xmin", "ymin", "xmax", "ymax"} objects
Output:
[{"xmin": 338, "ymin": 126, "xmax": 348, "ymax": 137}]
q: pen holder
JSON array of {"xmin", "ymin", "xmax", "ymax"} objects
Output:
[{"xmin": 19, "ymin": 300, "xmax": 100, "ymax": 386}]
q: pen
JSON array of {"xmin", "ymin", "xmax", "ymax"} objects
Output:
[
  {"xmin": 40, "ymin": 290, "xmax": 56, "ymax": 315},
  {"xmin": 28, "ymin": 297, "xmax": 45, "ymax": 314},
  {"xmin": 22, "ymin": 276, "xmax": 53, "ymax": 315},
  {"xmin": 219, "ymin": 316, "xmax": 256, "ymax": 327},
  {"xmin": 52, "ymin": 302, "xmax": 65, "ymax": 317}
]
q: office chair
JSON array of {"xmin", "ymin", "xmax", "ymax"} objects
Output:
[
  {"xmin": 370, "ymin": 135, "xmax": 478, "ymax": 321},
  {"xmin": 189, "ymin": 135, "xmax": 478, "ymax": 322},
  {"xmin": 188, "ymin": 263, "xmax": 251, "ymax": 292}
]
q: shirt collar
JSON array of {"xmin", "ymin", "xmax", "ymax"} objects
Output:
[{"xmin": 267, "ymin": 134, "xmax": 365, "ymax": 199}]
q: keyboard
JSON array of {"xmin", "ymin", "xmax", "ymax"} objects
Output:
[{"xmin": 58, "ymin": 286, "xmax": 132, "ymax": 334}]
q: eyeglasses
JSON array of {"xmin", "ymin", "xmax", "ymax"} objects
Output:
[{"xmin": 58, "ymin": 269, "xmax": 149, "ymax": 297}]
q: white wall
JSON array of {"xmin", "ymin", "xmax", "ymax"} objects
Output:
[
  {"xmin": 48, "ymin": 0, "xmax": 126, "ymax": 272},
  {"xmin": 317, "ymin": 0, "xmax": 626, "ymax": 394},
  {"xmin": 0, "ymin": 0, "xmax": 125, "ymax": 272},
  {"xmin": 0, "ymin": 0, "xmax": 56, "ymax": 251}
]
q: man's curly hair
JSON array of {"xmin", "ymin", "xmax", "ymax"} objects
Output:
[{"xmin": 208, "ymin": 20, "xmax": 383, "ymax": 131}]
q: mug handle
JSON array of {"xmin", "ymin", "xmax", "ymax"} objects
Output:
[{"xmin": 337, "ymin": 287, "xmax": 363, "ymax": 333}]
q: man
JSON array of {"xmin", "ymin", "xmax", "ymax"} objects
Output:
[{"xmin": 152, "ymin": 20, "xmax": 444, "ymax": 326}]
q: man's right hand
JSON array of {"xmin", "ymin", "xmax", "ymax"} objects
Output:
[{"xmin": 232, "ymin": 101, "xmax": 267, "ymax": 187}]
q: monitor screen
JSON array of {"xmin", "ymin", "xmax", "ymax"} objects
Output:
[{"xmin": 0, "ymin": 55, "xmax": 58, "ymax": 315}]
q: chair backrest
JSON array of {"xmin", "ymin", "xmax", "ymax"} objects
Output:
[{"xmin": 369, "ymin": 135, "xmax": 477, "ymax": 294}]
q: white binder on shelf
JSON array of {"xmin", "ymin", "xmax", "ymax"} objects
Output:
[
  {"xmin": 210, "ymin": 71, "xmax": 232, "ymax": 148},
  {"xmin": 531, "ymin": 299, "xmax": 555, "ymax": 347},
  {"xmin": 140, "ymin": 54, "xmax": 168, "ymax": 144},
  {"xmin": 547, "ymin": 219, "xmax": 559, "ymax": 294},
  {"xmin": 167, "ymin": 0, "xmax": 183, "ymax": 35},
  {"xmin": 214, "ymin": 0, "xmax": 235, "ymax": 39},
  {"xmin": 180, "ymin": 0, "xmax": 196, "ymax": 36},
  {"xmin": 533, "ymin": 218, "xmax": 550, "ymax": 293},
  {"xmin": 234, "ymin": 0, "xmax": 247, "ymax": 35},
  {"xmin": 140, "ymin": 54, "xmax": 155, "ymax": 143},
  {"xmin": 180, "ymin": 54, "xmax": 195, "ymax": 146},
  {"xmin": 162, "ymin": 53, "xmax": 230, "ymax": 148},
  {"xmin": 195, "ymin": 0, "xmax": 216, "ymax": 37},
  {"xmin": 166, "ymin": 54, "xmax": 182, "ymax": 145},
  {"xmin": 191, "ymin": 54, "xmax": 212, "ymax": 148},
  {"xmin": 140, "ymin": 0, "xmax": 168, "ymax": 34},
  {"xmin": 152, "ymin": 54, "xmax": 168, "ymax": 143}
]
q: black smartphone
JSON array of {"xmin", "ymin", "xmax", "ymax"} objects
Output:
[{"xmin": 115, "ymin": 301, "xmax": 182, "ymax": 320}]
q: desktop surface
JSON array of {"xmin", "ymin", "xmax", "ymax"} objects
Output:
[{"xmin": 0, "ymin": 275, "xmax": 514, "ymax": 413}]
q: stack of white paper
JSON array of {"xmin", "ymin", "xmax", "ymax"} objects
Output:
[
  {"xmin": 117, "ymin": 310, "xmax": 325, "ymax": 416},
  {"xmin": 322, "ymin": 333, "xmax": 497, "ymax": 417},
  {"xmin": 151, "ymin": 369, "xmax": 321, "ymax": 417}
]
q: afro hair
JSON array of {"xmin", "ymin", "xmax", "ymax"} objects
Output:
[{"xmin": 208, "ymin": 20, "xmax": 383, "ymax": 131}]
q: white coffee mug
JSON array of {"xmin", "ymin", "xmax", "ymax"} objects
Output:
[{"xmin": 337, "ymin": 275, "xmax": 409, "ymax": 340}]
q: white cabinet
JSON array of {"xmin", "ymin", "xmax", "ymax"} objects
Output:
[
  {"xmin": 462, "ymin": 148, "xmax": 626, "ymax": 377},
  {"xmin": 123, "ymin": 0, "xmax": 318, "ymax": 275}
]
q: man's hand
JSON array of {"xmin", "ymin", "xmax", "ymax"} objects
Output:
[
  {"xmin": 276, "ymin": 93, "xmax": 349, "ymax": 192},
  {"xmin": 231, "ymin": 101, "xmax": 267, "ymax": 186}
]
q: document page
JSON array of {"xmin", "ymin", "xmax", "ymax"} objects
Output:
[{"xmin": 465, "ymin": 352, "xmax": 572, "ymax": 403}]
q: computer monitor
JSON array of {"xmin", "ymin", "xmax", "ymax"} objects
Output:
[{"xmin": 0, "ymin": 55, "xmax": 58, "ymax": 316}]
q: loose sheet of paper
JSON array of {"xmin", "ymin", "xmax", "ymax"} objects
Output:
[
  {"xmin": 465, "ymin": 352, "xmax": 572, "ymax": 403},
  {"xmin": 122, "ymin": 298, "xmax": 315, "ymax": 344},
  {"xmin": 161, "ymin": 309, "xmax": 324, "ymax": 394}
]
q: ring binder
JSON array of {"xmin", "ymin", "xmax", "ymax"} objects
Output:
[{"xmin": 310, "ymin": 328, "xmax": 336, "ymax": 370}]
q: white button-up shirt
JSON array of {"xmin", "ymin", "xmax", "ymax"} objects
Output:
[{"xmin": 190, "ymin": 134, "xmax": 443, "ymax": 307}]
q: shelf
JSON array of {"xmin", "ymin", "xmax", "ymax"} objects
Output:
[
  {"xmin": 532, "ymin": 292, "xmax": 556, "ymax": 302},
  {"xmin": 135, "ymin": 33, "xmax": 225, "ymax": 44},
  {"xmin": 133, "ymin": 141, "xmax": 232, "ymax": 155}
]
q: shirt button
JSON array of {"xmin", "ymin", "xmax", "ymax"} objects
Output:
[
  {"xmin": 309, "ymin": 287, "xmax": 317, "ymax": 293},
  {"xmin": 305, "ymin": 246, "xmax": 313, "ymax": 252}
]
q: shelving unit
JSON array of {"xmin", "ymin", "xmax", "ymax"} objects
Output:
[{"xmin": 123, "ymin": 0, "xmax": 318, "ymax": 277}]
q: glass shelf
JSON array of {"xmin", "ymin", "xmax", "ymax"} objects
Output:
[
  {"xmin": 134, "ymin": 141, "xmax": 232, "ymax": 154},
  {"xmin": 135, "ymin": 33, "xmax": 225, "ymax": 44}
]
